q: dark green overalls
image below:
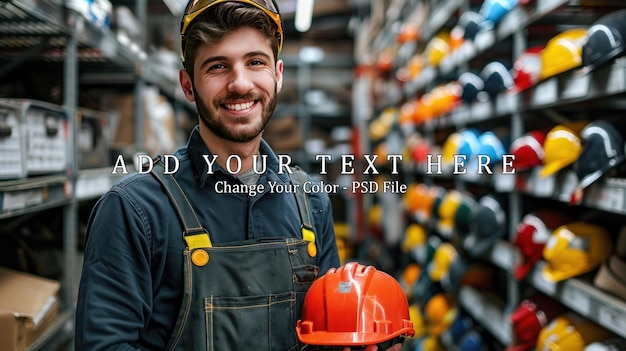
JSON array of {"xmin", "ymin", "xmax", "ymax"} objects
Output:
[{"xmin": 151, "ymin": 160, "xmax": 319, "ymax": 350}]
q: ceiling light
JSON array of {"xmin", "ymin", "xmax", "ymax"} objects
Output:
[{"xmin": 295, "ymin": 0, "xmax": 314, "ymax": 32}]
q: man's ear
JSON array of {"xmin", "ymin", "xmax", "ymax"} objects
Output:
[
  {"xmin": 179, "ymin": 69, "xmax": 195, "ymax": 102},
  {"xmin": 275, "ymin": 59, "xmax": 284, "ymax": 94}
]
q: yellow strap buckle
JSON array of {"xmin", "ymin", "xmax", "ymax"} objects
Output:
[
  {"xmin": 184, "ymin": 233, "xmax": 213, "ymax": 250},
  {"xmin": 302, "ymin": 227, "xmax": 315, "ymax": 243},
  {"xmin": 302, "ymin": 227, "xmax": 316, "ymax": 257}
]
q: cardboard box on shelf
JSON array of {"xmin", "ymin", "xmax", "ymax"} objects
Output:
[
  {"xmin": 0, "ymin": 267, "xmax": 60, "ymax": 351},
  {"xmin": 103, "ymin": 93, "xmax": 148, "ymax": 150},
  {"xmin": 103, "ymin": 89, "xmax": 176, "ymax": 157}
]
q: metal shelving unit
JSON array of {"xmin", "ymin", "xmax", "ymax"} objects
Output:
[
  {"xmin": 358, "ymin": 0, "xmax": 626, "ymax": 348},
  {"xmin": 0, "ymin": 0, "xmax": 181, "ymax": 348}
]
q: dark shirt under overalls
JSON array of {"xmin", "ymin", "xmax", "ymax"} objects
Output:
[{"xmin": 75, "ymin": 127, "xmax": 340, "ymax": 350}]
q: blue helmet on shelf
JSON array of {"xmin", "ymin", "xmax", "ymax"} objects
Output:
[
  {"xmin": 477, "ymin": 131, "xmax": 507, "ymax": 165},
  {"xmin": 459, "ymin": 329, "xmax": 487, "ymax": 351},
  {"xmin": 480, "ymin": 0, "xmax": 518, "ymax": 29},
  {"xmin": 457, "ymin": 129, "xmax": 482, "ymax": 161}
]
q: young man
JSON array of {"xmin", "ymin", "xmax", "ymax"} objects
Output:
[{"xmin": 75, "ymin": 1, "xmax": 346, "ymax": 350}]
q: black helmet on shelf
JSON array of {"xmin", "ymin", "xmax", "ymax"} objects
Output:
[
  {"xmin": 481, "ymin": 61, "xmax": 514, "ymax": 97},
  {"xmin": 582, "ymin": 9, "xmax": 626, "ymax": 73},
  {"xmin": 458, "ymin": 72, "xmax": 485, "ymax": 103},
  {"xmin": 574, "ymin": 120, "xmax": 625, "ymax": 191},
  {"xmin": 463, "ymin": 194, "xmax": 507, "ymax": 258},
  {"xmin": 459, "ymin": 11, "xmax": 485, "ymax": 41}
]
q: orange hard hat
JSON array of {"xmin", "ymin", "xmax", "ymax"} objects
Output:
[
  {"xmin": 407, "ymin": 54, "xmax": 424, "ymax": 80},
  {"xmin": 424, "ymin": 292, "xmax": 457, "ymax": 336},
  {"xmin": 397, "ymin": 21, "xmax": 419, "ymax": 44},
  {"xmin": 296, "ymin": 262, "xmax": 415, "ymax": 347}
]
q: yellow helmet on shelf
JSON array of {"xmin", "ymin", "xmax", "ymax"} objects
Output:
[
  {"xmin": 540, "ymin": 28, "xmax": 588, "ymax": 80},
  {"xmin": 536, "ymin": 313, "xmax": 613, "ymax": 351},
  {"xmin": 542, "ymin": 221, "xmax": 612, "ymax": 282},
  {"xmin": 402, "ymin": 222, "xmax": 427, "ymax": 253},
  {"xmin": 424, "ymin": 293, "xmax": 457, "ymax": 336},
  {"xmin": 442, "ymin": 132, "xmax": 462, "ymax": 168},
  {"xmin": 437, "ymin": 190, "xmax": 463, "ymax": 238},
  {"xmin": 425, "ymin": 32, "xmax": 450, "ymax": 67},
  {"xmin": 539, "ymin": 122, "xmax": 588, "ymax": 177},
  {"xmin": 428, "ymin": 242, "xmax": 458, "ymax": 282}
]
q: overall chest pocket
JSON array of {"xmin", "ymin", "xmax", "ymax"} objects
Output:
[{"xmin": 204, "ymin": 292, "xmax": 299, "ymax": 351}]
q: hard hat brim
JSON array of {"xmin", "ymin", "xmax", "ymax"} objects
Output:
[{"xmin": 539, "ymin": 160, "xmax": 570, "ymax": 178}]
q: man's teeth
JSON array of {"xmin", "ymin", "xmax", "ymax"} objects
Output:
[{"xmin": 225, "ymin": 101, "xmax": 254, "ymax": 111}]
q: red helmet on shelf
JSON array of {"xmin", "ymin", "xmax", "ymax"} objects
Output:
[
  {"xmin": 507, "ymin": 294, "xmax": 566, "ymax": 351},
  {"xmin": 511, "ymin": 46, "xmax": 544, "ymax": 92},
  {"xmin": 296, "ymin": 262, "xmax": 415, "ymax": 347},
  {"xmin": 509, "ymin": 130, "xmax": 546, "ymax": 172},
  {"xmin": 513, "ymin": 209, "xmax": 570, "ymax": 280}
]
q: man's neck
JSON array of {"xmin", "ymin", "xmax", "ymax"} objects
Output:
[{"xmin": 199, "ymin": 129, "xmax": 262, "ymax": 174}]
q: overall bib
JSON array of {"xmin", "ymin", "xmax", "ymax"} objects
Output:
[{"xmin": 151, "ymin": 159, "xmax": 319, "ymax": 351}]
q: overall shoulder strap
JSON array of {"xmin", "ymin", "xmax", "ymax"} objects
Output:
[
  {"xmin": 150, "ymin": 156, "xmax": 212, "ymax": 249},
  {"xmin": 288, "ymin": 166, "xmax": 317, "ymax": 256}
]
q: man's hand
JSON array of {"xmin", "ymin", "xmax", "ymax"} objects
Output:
[{"xmin": 342, "ymin": 344, "xmax": 402, "ymax": 351}]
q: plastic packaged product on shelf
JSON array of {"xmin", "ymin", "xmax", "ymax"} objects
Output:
[
  {"xmin": 0, "ymin": 102, "xmax": 25, "ymax": 180},
  {"xmin": 0, "ymin": 99, "xmax": 68, "ymax": 180}
]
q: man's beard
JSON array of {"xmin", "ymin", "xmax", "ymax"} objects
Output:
[{"xmin": 194, "ymin": 85, "xmax": 277, "ymax": 143}]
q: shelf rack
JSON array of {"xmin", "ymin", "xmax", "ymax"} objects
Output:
[
  {"xmin": 0, "ymin": 0, "xmax": 184, "ymax": 349},
  {"xmin": 356, "ymin": 0, "xmax": 626, "ymax": 347}
]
